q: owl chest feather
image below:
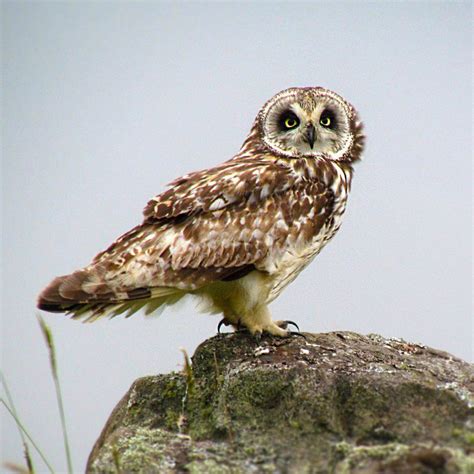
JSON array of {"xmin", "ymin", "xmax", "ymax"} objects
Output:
[{"xmin": 265, "ymin": 161, "xmax": 351, "ymax": 303}]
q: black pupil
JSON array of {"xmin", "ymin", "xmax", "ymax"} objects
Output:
[
  {"xmin": 320, "ymin": 109, "xmax": 336, "ymax": 128},
  {"xmin": 279, "ymin": 111, "xmax": 299, "ymax": 131}
]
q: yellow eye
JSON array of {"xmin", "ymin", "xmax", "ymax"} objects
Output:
[
  {"xmin": 320, "ymin": 116, "xmax": 331, "ymax": 127},
  {"xmin": 279, "ymin": 112, "xmax": 300, "ymax": 131},
  {"xmin": 285, "ymin": 117, "xmax": 298, "ymax": 129}
]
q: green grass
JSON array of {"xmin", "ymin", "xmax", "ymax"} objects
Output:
[{"xmin": 1, "ymin": 316, "xmax": 74, "ymax": 473}]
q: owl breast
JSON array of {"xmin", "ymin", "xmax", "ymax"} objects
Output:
[{"xmin": 265, "ymin": 161, "xmax": 351, "ymax": 303}]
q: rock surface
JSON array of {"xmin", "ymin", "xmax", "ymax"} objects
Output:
[{"xmin": 87, "ymin": 332, "xmax": 473, "ymax": 473}]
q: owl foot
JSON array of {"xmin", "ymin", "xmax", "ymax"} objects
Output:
[
  {"xmin": 246, "ymin": 321, "xmax": 290, "ymax": 338},
  {"xmin": 218, "ymin": 317, "xmax": 304, "ymax": 339}
]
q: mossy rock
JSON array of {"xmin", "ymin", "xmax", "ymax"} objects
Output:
[{"xmin": 87, "ymin": 332, "xmax": 474, "ymax": 473}]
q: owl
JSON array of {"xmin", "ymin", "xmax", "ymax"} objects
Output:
[{"xmin": 38, "ymin": 87, "xmax": 364, "ymax": 337}]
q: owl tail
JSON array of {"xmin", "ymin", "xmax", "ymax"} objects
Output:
[{"xmin": 37, "ymin": 269, "xmax": 184, "ymax": 322}]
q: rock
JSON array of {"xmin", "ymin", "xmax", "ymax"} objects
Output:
[{"xmin": 86, "ymin": 332, "xmax": 474, "ymax": 473}]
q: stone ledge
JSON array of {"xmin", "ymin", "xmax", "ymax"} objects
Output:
[{"xmin": 87, "ymin": 332, "xmax": 474, "ymax": 473}]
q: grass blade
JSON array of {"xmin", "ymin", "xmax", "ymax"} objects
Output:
[
  {"xmin": 0, "ymin": 398, "xmax": 54, "ymax": 474},
  {"xmin": 37, "ymin": 315, "xmax": 73, "ymax": 474},
  {"xmin": 0, "ymin": 372, "xmax": 35, "ymax": 473}
]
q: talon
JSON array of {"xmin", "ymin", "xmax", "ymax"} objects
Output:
[
  {"xmin": 290, "ymin": 332, "xmax": 307, "ymax": 340},
  {"xmin": 254, "ymin": 331, "xmax": 263, "ymax": 342},
  {"xmin": 217, "ymin": 318, "xmax": 231, "ymax": 334},
  {"xmin": 285, "ymin": 320, "xmax": 300, "ymax": 332},
  {"xmin": 276, "ymin": 320, "xmax": 300, "ymax": 332}
]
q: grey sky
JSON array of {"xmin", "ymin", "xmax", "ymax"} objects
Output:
[{"xmin": 2, "ymin": 2, "xmax": 472, "ymax": 472}]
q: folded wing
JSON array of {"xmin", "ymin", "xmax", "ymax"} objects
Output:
[{"xmin": 37, "ymin": 156, "xmax": 333, "ymax": 320}]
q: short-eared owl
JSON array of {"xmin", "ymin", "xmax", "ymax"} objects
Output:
[{"xmin": 38, "ymin": 87, "xmax": 364, "ymax": 337}]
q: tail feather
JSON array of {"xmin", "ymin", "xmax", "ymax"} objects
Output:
[{"xmin": 37, "ymin": 270, "xmax": 184, "ymax": 321}]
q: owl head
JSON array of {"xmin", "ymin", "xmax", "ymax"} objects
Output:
[{"xmin": 255, "ymin": 87, "xmax": 364, "ymax": 162}]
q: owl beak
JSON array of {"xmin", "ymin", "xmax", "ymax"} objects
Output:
[{"xmin": 306, "ymin": 124, "xmax": 316, "ymax": 149}]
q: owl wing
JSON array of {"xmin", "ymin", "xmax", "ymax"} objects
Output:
[
  {"xmin": 157, "ymin": 175, "xmax": 334, "ymax": 275},
  {"xmin": 90, "ymin": 157, "xmax": 292, "ymax": 272},
  {"xmin": 140, "ymin": 156, "xmax": 331, "ymax": 274},
  {"xmin": 38, "ymin": 157, "xmax": 333, "ymax": 318},
  {"xmin": 94, "ymin": 156, "xmax": 334, "ymax": 283}
]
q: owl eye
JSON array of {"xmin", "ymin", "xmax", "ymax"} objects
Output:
[
  {"xmin": 278, "ymin": 111, "xmax": 300, "ymax": 131},
  {"xmin": 319, "ymin": 109, "xmax": 336, "ymax": 129},
  {"xmin": 320, "ymin": 116, "xmax": 331, "ymax": 127},
  {"xmin": 285, "ymin": 117, "xmax": 298, "ymax": 129}
]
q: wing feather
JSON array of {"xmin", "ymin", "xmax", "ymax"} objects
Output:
[
  {"xmin": 38, "ymin": 155, "xmax": 334, "ymax": 319},
  {"xmin": 143, "ymin": 157, "xmax": 294, "ymax": 222},
  {"xmin": 88, "ymin": 157, "xmax": 333, "ymax": 292}
]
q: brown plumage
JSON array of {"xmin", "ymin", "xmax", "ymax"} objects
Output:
[{"xmin": 38, "ymin": 87, "xmax": 364, "ymax": 335}]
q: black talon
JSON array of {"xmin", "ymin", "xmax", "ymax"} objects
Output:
[
  {"xmin": 285, "ymin": 320, "xmax": 300, "ymax": 332},
  {"xmin": 290, "ymin": 331, "xmax": 307, "ymax": 340},
  {"xmin": 217, "ymin": 318, "xmax": 230, "ymax": 334}
]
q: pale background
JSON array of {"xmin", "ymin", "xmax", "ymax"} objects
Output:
[{"xmin": 2, "ymin": 1, "xmax": 472, "ymax": 472}]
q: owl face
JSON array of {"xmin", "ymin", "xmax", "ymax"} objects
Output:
[{"xmin": 258, "ymin": 87, "xmax": 358, "ymax": 161}]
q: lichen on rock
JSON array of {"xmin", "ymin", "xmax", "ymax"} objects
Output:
[{"xmin": 87, "ymin": 332, "xmax": 474, "ymax": 473}]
